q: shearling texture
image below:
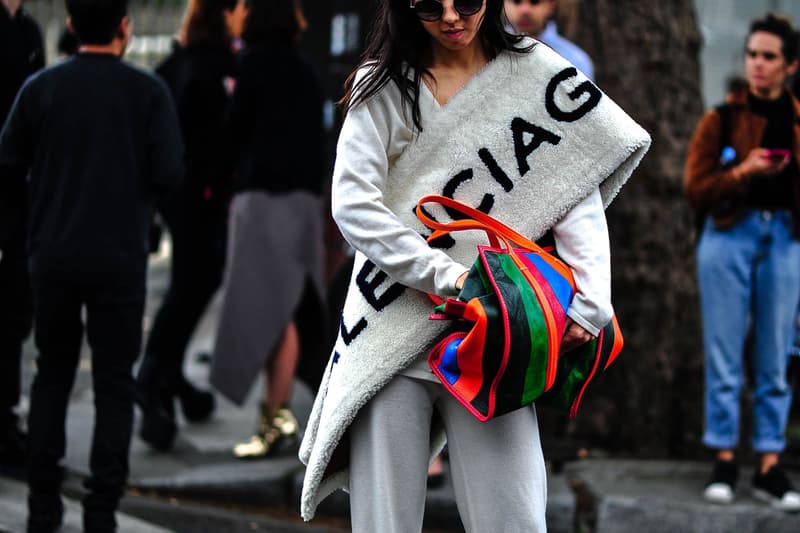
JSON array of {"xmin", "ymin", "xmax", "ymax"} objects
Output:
[{"xmin": 299, "ymin": 39, "xmax": 651, "ymax": 521}]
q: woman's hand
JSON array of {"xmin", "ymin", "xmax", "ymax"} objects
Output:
[
  {"xmin": 455, "ymin": 271, "xmax": 469, "ymax": 291},
  {"xmin": 560, "ymin": 318, "xmax": 594, "ymax": 354},
  {"xmin": 735, "ymin": 148, "xmax": 790, "ymax": 180}
]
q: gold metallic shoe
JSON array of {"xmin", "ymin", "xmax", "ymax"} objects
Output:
[
  {"xmin": 232, "ymin": 403, "xmax": 298, "ymax": 459},
  {"xmin": 271, "ymin": 406, "xmax": 298, "ymax": 438},
  {"xmin": 232, "ymin": 429, "xmax": 280, "ymax": 459}
]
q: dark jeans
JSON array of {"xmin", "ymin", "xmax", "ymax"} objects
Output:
[
  {"xmin": 142, "ymin": 196, "xmax": 226, "ymax": 386},
  {"xmin": 0, "ymin": 239, "xmax": 32, "ymax": 430},
  {"xmin": 27, "ymin": 271, "xmax": 145, "ymax": 513}
]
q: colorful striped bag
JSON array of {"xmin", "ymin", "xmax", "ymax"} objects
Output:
[{"xmin": 416, "ymin": 195, "xmax": 624, "ymax": 422}]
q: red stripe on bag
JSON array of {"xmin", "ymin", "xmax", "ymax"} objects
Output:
[
  {"xmin": 458, "ymin": 299, "xmax": 492, "ymax": 404},
  {"xmin": 477, "ymin": 249, "xmax": 514, "ymax": 419}
]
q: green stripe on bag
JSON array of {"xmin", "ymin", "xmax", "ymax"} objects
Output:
[{"xmin": 497, "ymin": 254, "xmax": 549, "ymax": 404}]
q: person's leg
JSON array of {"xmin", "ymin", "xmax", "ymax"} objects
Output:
[
  {"xmin": 696, "ymin": 216, "xmax": 756, "ymax": 454},
  {"xmin": 233, "ymin": 321, "xmax": 300, "ymax": 458},
  {"xmin": 152, "ymin": 212, "xmax": 223, "ymax": 384},
  {"xmin": 27, "ymin": 276, "xmax": 83, "ymax": 530},
  {"xmin": 349, "ymin": 376, "xmax": 434, "ymax": 533},
  {"xmin": 83, "ymin": 274, "xmax": 146, "ymax": 531},
  {"xmin": 427, "ymin": 453, "xmax": 445, "ymax": 488},
  {"xmin": 171, "ymin": 219, "xmax": 225, "ymax": 421},
  {"xmin": 266, "ymin": 321, "xmax": 298, "ymax": 408},
  {"xmin": 748, "ymin": 212, "xmax": 800, "ymax": 511},
  {"xmin": 0, "ymin": 241, "xmax": 32, "ymax": 469},
  {"xmin": 750, "ymin": 212, "xmax": 800, "ymax": 457},
  {"xmin": 135, "ymin": 200, "xmax": 184, "ymax": 449},
  {"xmin": 265, "ymin": 320, "xmax": 300, "ymax": 441},
  {"xmin": 436, "ymin": 392, "xmax": 547, "ymax": 533},
  {"xmin": 696, "ymin": 215, "xmax": 758, "ymax": 504},
  {"xmin": 139, "ymin": 201, "xmax": 221, "ymax": 412}
]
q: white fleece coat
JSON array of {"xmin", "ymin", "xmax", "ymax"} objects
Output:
[{"xmin": 299, "ymin": 40, "xmax": 651, "ymax": 520}]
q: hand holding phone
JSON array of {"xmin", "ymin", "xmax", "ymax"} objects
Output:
[
  {"xmin": 738, "ymin": 148, "xmax": 791, "ymax": 179},
  {"xmin": 762, "ymin": 148, "xmax": 791, "ymax": 162}
]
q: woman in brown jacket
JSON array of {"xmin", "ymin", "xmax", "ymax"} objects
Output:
[{"xmin": 685, "ymin": 13, "xmax": 800, "ymax": 512}]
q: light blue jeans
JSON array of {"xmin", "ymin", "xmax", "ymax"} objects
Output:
[{"xmin": 697, "ymin": 210, "xmax": 800, "ymax": 453}]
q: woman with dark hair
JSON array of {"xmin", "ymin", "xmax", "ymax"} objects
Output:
[
  {"xmin": 209, "ymin": 0, "xmax": 327, "ymax": 460},
  {"xmin": 686, "ymin": 13, "xmax": 800, "ymax": 511},
  {"xmin": 135, "ymin": 0, "xmax": 246, "ymax": 451},
  {"xmin": 298, "ymin": 1, "xmax": 650, "ymax": 530}
]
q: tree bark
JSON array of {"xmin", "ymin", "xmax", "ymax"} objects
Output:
[{"xmin": 544, "ymin": 1, "xmax": 706, "ymax": 456}]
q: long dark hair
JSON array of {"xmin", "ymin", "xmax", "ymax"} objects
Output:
[
  {"xmin": 179, "ymin": 0, "xmax": 238, "ymax": 48},
  {"xmin": 340, "ymin": 0, "xmax": 532, "ymax": 131}
]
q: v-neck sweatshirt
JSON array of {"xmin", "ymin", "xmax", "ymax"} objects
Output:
[{"xmin": 331, "ymin": 70, "xmax": 612, "ymax": 339}]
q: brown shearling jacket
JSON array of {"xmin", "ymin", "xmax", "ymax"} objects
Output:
[{"xmin": 684, "ymin": 88, "xmax": 800, "ymax": 237}]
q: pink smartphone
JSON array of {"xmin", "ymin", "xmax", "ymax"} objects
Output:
[{"xmin": 763, "ymin": 148, "xmax": 791, "ymax": 161}]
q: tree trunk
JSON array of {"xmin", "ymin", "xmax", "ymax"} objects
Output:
[{"xmin": 544, "ymin": 1, "xmax": 706, "ymax": 456}]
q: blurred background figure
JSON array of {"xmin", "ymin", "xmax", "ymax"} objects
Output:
[
  {"xmin": 0, "ymin": 0, "xmax": 44, "ymax": 478},
  {"xmin": 503, "ymin": 0, "xmax": 594, "ymax": 80},
  {"xmin": 56, "ymin": 24, "xmax": 79, "ymax": 57},
  {"xmin": 0, "ymin": 0, "xmax": 184, "ymax": 529},
  {"xmin": 134, "ymin": 0, "xmax": 246, "ymax": 452},
  {"xmin": 685, "ymin": 12, "xmax": 800, "ymax": 512},
  {"xmin": 209, "ymin": 0, "xmax": 326, "ymax": 460}
]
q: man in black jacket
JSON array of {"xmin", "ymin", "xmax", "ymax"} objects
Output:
[
  {"xmin": 0, "ymin": 0, "xmax": 183, "ymax": 531},
  {"xmin": 0, "ymin": 0, "xmax": 44, "ymax": 476}
]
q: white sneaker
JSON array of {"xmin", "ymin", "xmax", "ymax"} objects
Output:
[
  {"xmin": 752, "ymin": 465, "xmax": 800, "ymax": 513},
  {"xmin": 704, "ymin": 482, "xmax": 734, "ymax": 505},
  {"xmin": 752, "ymin": 487, "xmax": 800, "ymax": 512},
  {"xmin": 703, "ymin": 460, "xmax": 738, "ymax": 505}
]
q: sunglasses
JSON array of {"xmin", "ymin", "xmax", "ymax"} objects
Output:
[{"xmin": 410, "ymin": 0, "xmax": 484, "ymax": 22}]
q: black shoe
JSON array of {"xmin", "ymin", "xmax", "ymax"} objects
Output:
[
  {"xmin": 83, "ymin": 479, "xmax": 121, "ymax": 532},
  {"xmin": 135, "ymin": 359, "xmax": 177, "ymax": 451},
  {"xmin": 703, "ymin": 459, "xmax": 738, "ymax": 505},
  {"xmin": 136, "ymin": 394, "xmax": 177, "ymax": 451},
  {"xmin": 752, "ymin": 464, "xmax": 800, "ymax": 512},
  {"xmin": 135, "ymin": 385, "xmax": 176, "ymax": 451},
  {"xmin": 0, "ymin": 424, "xmax": 28, "ymax": 472},
  {"xmin": 176, "ymin": 375, "xmax": 215, "ymax": 423},
  {"xmin": 27, "ymin": 493, "xmax": 63, "ymax": 533},
  {"xmin": 84, "ymin": 510, "xmax": 116, "ymax": 533}
]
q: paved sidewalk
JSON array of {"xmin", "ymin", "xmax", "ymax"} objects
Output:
[
  {"xmin": 0, "ymin": 477, "xmax": 170, "ymax": 533},
  {"xmin": 2, "ymin": 254, "xmax": 799, "ymax": 532}
]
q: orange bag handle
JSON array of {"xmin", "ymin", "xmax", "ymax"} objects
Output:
[
  {"xmin": 416, "ymin": 195, "xmax": 574, "ymax": 282},
  {"xmin": 417, "ymin": 195, "xmax": 543, "ymax": 252}
]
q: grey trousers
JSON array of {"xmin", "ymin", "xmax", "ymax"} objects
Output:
[{"xmin": 350, "ymin": 375, "xmax": 548, "ymax": 533}]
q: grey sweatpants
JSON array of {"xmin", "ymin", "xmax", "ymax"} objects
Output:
[{"xmin": 349, "ymin": 375, "xmax": 548, "ymax": 533}]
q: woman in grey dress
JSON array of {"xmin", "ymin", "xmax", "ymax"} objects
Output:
[{"xmin": 210, "ymin": 0, "xmax": 326, "ymax": 459}]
